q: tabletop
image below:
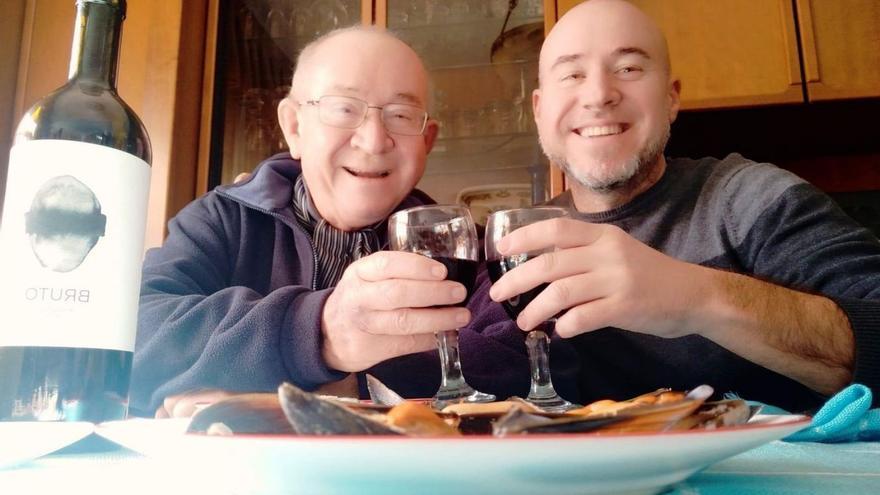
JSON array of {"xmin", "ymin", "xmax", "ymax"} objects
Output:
[{"xmin": 2, "ymin": 434, "xmax": 879, "ymax": 494}]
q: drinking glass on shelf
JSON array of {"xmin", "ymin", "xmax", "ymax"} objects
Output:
[
  {"xmin": 408, "ymin": 0, "xmax": 428, "ymax": 26},
  {"xmin": 512, "ymin": 65, "xmax": 532, "ymax": 133},
  {"xmin": 490, "ymin": 0, "xmax": 509, "ymax": 19},
  {"xmin": 485, "ymin": 207, "xmax": 580, "ymax": 412},
  {"xmin": 488, "ymin": 99, "xmax": 514, "ymax": 135},
  {"xmin": 449, "ymin": 0, "xmax": 470, "ymax": 22},
  {"xmin": 425, "ymin": 2, "xmax": 449, "ymax": 24},
  {"xmin": 388, "ymin": 205, "xmax": 496, "ymax": 409},
  {"xmin": 455, "ymin": 107, "xmax": 479, "ymax": 138},
  {"xmin": 524, "ymin": 0, "xmax": 543, "ymax": 17},
  {"xmin": 247, "ymin": 116, "xmax": 271, "ymax": 161},
  {"xmin": 266, "ymin": 0, "xmax": 288, "ymax": 40},
  {"xmin": 292, "ymin": 4, "xmax": 311, "ymax": 37}
]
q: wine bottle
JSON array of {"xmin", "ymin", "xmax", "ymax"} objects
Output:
[{"xmin": 0, "ymin": 0, "xmax": 151, "ymax": 422}]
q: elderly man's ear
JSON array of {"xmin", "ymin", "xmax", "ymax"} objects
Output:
[
  {"xmin": 278, "ymin": 97, "xmax": 302, "ymax": 159},
  {"xmin": 422, "ymin": 118, "xmax": 440, "ymax": 153}
]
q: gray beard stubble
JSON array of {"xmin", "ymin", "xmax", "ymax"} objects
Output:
[{"xmin": 542, "ymin": 122, "xmax": 671, "ymax": 194}]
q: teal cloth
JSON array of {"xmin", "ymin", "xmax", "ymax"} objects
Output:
[{"xmin": 757, "ymin": 384, "xmax": 880, "ymax": 443}]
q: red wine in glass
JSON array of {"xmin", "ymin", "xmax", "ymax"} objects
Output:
[
  {"xmin": 484, "ymin": 207, "xmax": 578, "ymax": 412},
  {"xmin": 487, "ymin": 256, "xmax": 548, "ymax": 321},
  {"xmin": 388, "ymin": 205, "xmax": 495, "ymax": 409},
  {"xmin": 433, "ymin": 256, "xmax": 478, "ymax": 306}
]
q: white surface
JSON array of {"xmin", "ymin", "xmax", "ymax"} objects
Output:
[
  {"xmin": 93, "ymin": 414, "xmax": 811, "ymax": 495},
  {"xmin": 0, "ymin": 421, "xmax": 94, "ymax": 469}
]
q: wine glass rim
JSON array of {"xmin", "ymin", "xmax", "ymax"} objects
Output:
[
  {"xmin": 487, "ymin": 206, "xmax": 571, "ymax": 217},
  {"xmin": 390, "ymin": 204, "xmax": 471, "ymax": 217}
]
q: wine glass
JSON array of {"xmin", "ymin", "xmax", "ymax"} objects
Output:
[
  {"xmin": 388, "ymin": 205, "xmax": 496, "ymax": 409},
  {"xmin": 485, "ymin": 207, "xmax": 579, "ymax": 412}
]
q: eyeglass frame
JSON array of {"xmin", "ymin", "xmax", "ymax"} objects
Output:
[{"xmin": 298, "ymin": 95, "xmax": 430, "ymax": 136}]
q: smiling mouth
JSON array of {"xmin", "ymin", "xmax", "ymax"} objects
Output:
[
  {"xmin": 575, "ymin": 124, "xmax": 629, "ymax": 137},
  {"xmin": 344, "ymin": 167, "xmax": 390, "ymax": 179}
]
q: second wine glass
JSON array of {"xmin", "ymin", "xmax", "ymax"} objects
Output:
[
  {"xmin": 387, "ymin": 205, "xmax": 496, "ymax": 409},
  {"xmin": 485, "ymin": 207, "xmax": 579, "ymax": 412}
]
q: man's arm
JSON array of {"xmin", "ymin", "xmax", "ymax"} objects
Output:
[
  {"xmin": 683, "ymin": 265, "xmax": 853, "ymax": 395},
  {"xmin": 488, "ymin": 216, "xmax": 874, "ymax": 398},
  {"xmin": 131, "ymin": 194, "xmax": 340, "ymax": 415}
]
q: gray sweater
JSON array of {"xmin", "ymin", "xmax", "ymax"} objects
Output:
[{"xmin": 533, "ymin": 153, "xmax": 880, "ymax": 411}]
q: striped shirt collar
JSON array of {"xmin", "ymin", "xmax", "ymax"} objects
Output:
[{"xmin": 292, "ymin": 175, "xmax": 381, "ymax": 289}]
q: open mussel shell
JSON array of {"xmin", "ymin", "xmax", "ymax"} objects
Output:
[
  {"xmin": 443, "ymin": 398, "xmax": 557, "ymax": 435},
  {"xmin": 366, "ymin": 374, "xmax": 406, "ymax": 406},
  {"xmin": 186, "ymin": 393, "xmax": 294, "ymax": 435},
  {"xmin": 669, "ymin": 399, "xmax": 752, "ymax": 430},
  {"xmin": 493, "ymin": 407, "xmax": 627, "ymax": 436},
  {"xmin": 497, "ymin": 385, "xmax": 717, "ymax": 435},
  {"xmin": 278, "ymin": 382, "xmax": 401, "ymax": 435}
]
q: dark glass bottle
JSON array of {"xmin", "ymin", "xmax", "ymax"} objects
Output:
[{"xmin": 0, "ymin": 0, "xmax": 151, "ymax": 422}]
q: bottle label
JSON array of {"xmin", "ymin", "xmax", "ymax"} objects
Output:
[{"xmin": 0, "ymin": 140, "xmax": 151, "ymax": 352}]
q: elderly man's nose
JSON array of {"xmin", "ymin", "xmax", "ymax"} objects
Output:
[
  {"xmin": 351, "ymin": 109, "xmax": 393, "ymax": 154},
  {"xmin": 581, "ymin": 73, "xmax": 621, "ymax": 109}
]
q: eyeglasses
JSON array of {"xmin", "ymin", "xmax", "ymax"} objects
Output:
[{"xmin": 301, "ymin": 95, "xmax": 429, "ymax": 136}]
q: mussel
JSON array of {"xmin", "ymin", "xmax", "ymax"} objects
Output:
[
  {"xmin": 278, "ymin": 382, "xmax": 401, "ymax": 435},
  {"xmin": 185, "ymin": 380, "xmax": 750, "ymax": 438},
  {"xmin": 186, "ymin": 393, "xmax": 293, "ymax": 435}
]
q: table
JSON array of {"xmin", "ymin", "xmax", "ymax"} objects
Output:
[
  {"xmin": 2, "ymin": 435, "xmax": 879, "ymax": 494},
  {"xmin": 676, "ymin": 441, "xmax": 880, "ymax": 494}
]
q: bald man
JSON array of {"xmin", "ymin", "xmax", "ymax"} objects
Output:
[
  {"xmin": 474, "ymin": 0, "xmax": 880, "ymax": 411},
  {"xmin": 131, "ymin": 27, "xmax": 520, "ymax": 417}
]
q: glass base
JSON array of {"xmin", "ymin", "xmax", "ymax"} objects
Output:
[
  {"xmin": 525, "ymin": 392, "xmax": 580, "ymax": 413},
  {"xmin": 432, "ymin": 385, "xmax": 496, "ymax": 410}
]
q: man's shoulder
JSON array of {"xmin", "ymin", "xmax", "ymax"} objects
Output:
[
  {"xmin": 169, "ymin": 154, "xmax": 301, "ymax": 227},
  {"xmin": 214, "ymin": 153, "xmax": 301, "ymax": 212},
  {"xmin": 668, "ymin": 153, "xmax": 806, "ymax": 196}
]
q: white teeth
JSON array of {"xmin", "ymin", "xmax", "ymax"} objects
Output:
[
  {"xmin": 581, "ymin": 124, "xmax": 624, "ymax": 137},
  {"xmin": 345, "ymin": 167, "xmax": 390, "ymax": 178}
]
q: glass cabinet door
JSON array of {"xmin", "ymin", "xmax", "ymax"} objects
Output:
[
  {"xmin": 206, "ymin": 0, "xmax": 547, "ymax": 225},
  {"xmin": 209, "ymin": 0, "xmax": 362, "ymax": 187},
  {"xmin": 386, "ymin": 0, "xmax": 547, "ymax": 224}
]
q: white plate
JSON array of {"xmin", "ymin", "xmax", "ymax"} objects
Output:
[
  {"xmin": 96, "ymin": 414, "xmax": 810, "ymax": 495},
  {"xmin": 0, "ymin": 422, "xmax": 95, "ymax": 469}
]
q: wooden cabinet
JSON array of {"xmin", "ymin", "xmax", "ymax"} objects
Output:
[
  {"xmin": 797, "ymin": 0, "xmax": 880, "ymax": 101},
  {"xmin": 556, "ymin": 0, "xmax": 880, "ymax": 108}
]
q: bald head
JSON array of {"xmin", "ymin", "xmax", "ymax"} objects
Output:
[
  {"xmin": 276, "ymin": 25, "xmax": 438, "ymax": 231},
  {"xmin": 540, "ymin": 0, "xmax": 671, "ymax": 85},
  {"xmin": 291, "ymin": 27, "xmax": 429, "ymax": 104},
  {"xmin": 531, "ymin": 0, "xmax": 681, "ymax": 209}
]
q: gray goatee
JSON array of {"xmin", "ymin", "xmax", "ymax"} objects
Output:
[{"xmin": 542, "ymin": 122, "xmax": 670, "ymax": 194}]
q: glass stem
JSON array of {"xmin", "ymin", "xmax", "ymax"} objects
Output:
[
  {"xmin": 436, "ymin": 330, "xmax": 467, "ymax": 390},
  {"xmin": 526, "ymin": 326, "xmax": 557, "ymax": 400}
]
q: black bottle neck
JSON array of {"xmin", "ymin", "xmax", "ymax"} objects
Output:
[{"xmin": 68, "ymin": 1, "xmax": 125, "ymax": 88}]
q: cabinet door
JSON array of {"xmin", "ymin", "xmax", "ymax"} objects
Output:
[
  {"xmin": 797, "ymin": 0, "xmax": 880, "ymax": 101},
  {"xmin": 381, "ymin": 0, "xmax": 558, "ymax": 220},
  {"xmin": 556, "ymin": 0, "xmax": 804, "ymax": 109}
]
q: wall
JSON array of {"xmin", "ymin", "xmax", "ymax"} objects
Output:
[{"xmin": 0, "ymin": 0, "xmax": 28, "ymax": 212}]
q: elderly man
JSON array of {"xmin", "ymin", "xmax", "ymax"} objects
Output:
[
  {"xmin": 131, "ymin": 27, "xmax": 519, "ymax": 417},
  {"xmin": 475, "ymin": 0, "xmax": 880, "ymax": 412}
]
